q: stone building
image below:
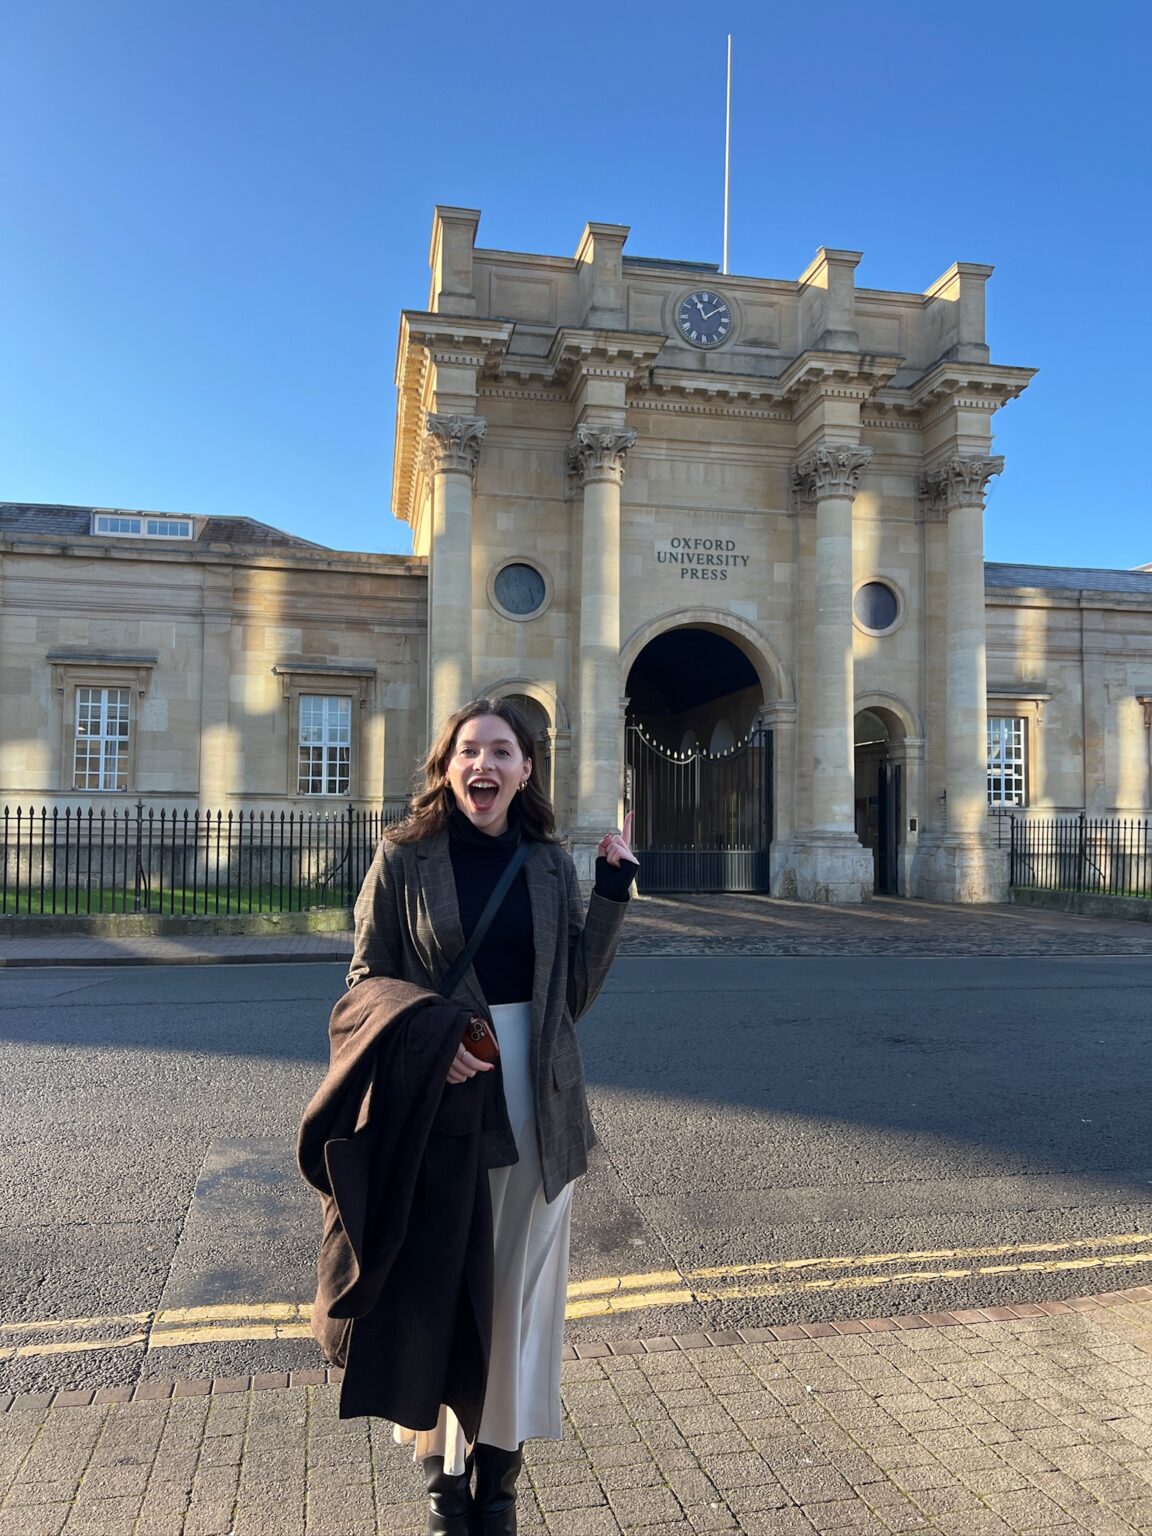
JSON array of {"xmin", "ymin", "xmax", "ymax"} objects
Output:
[
  {"xmin": 0, "ymin": 503, "xmax": 425, "ymax": 818},
  {"xmin": 5, "ymin": 206, "xmax": 1152, "ymax": 905}
]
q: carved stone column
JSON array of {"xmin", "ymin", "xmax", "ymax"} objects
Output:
[
  {"xmin": 918, "ymin": 454, "xmax": 1006, "ymax": 901},
  {"xmin": 893, "ymin": 735, "xmax": 925, "ymax": 898},
  {"xmin": 786, "ymin": 443, "xmax": 875, "ymax": 903},
  {"xmin": 566, "ymin": 424, "xmax": 636, "ymax": 879},
  {"xmin": 424, "ymin": 413, "xmax": 485, "ymax": 732},
  {"xmin": 761, "ymin": 700, "xmax": 798, "ymax": 896}
]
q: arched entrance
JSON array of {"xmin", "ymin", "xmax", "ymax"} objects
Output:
[
  {"xmin": 504, "ymin": 691, "xmax": 551, "ymax": 778},
  {"xmin": 624, "ymin": 625, "xmax": 771, "ymax": 892},
  {"xmin": 854, "ymin": 705, "xmax": 907, "ymax": 895},
  {"xmin": 486, "ymin": 684, "xmax": 562, "ymax": 812}
]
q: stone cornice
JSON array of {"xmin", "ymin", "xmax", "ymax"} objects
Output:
[
  {"xmin": 908, "ymin": 361, "xmax": 1036, "ymax": 418},
  {"xmin": 644, "ymin": 367, "xmax": 785, "ymax": 407},
  {"xmin": 547, "ymin": 329, "xmax": 665, "ymax": 392},
  {"xmin": 777, "ymin": 352, "xmax": 902, "ymax": 406},
  {"xmin": 0, "ymin": 534, "xmax": 424, "ymax": 578},
  {"xmin": 627, "ymin": 395, "xmax": 790, "ymax": 421},
  {"xmin": 397, "ymin": 313, "xmax": 514, "ymax": 375},
  {"xmin": 392, "ymin": 314, "xmax": 513, "ymax": 525},
  {"xmin": 793, "ymin": 443, "xmax": 874, "ymax": 503}
]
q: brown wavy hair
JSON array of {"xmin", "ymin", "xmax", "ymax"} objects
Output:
[{"xmin": 386, "ymin": 697, "xmax": 559, "ymax": 845}]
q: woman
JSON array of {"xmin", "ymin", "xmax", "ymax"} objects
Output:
[{"xmin": 348, "ymin": 696, "xmax": 637, "ymax": 1535}]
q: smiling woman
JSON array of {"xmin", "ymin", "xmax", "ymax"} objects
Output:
[{"xmin": 306, "ymin": 695, "xmax": 638, "ymax": 1536}]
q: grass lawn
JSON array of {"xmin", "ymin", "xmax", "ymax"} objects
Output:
[{"xmin": 1, "ymin": 884, "xmax": 350, "ymax": 916}]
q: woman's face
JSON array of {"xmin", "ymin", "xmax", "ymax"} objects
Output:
[{"xmin": 446, "ymin": 713, "xmax": 531, "ymax": 837}]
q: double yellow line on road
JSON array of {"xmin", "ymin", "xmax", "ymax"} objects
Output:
[
  {"xmin": 4, "ymin": 1231, "xmax": 1152, "ymax": 1360},
  {"xmin": 565, "ymin": 1231, "xmax": 1152, "ymax": 1317}
]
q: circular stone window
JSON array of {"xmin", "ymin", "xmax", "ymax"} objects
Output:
[
  {"xmin": 490, "ymin": 561, "xmax": 549, "ymax": 620},
  {"xmin": 853, "ymin": 580, "xmax": 900, "ymax": 635}
]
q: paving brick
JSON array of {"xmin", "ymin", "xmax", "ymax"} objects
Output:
[
  {"xmin": 607, "ymin": 1485, "xmax": 684, "ymax": 1525},
  {"xmin": 727, "ymin": 1510, "xmax": 813, "ymax": 1535},
  {"xmin": 91, "ymin": 1385, "xmax": 134, "ymax": 1405},
  {"xmin": 131, "ymin": 1380, "xmax": 174, "ymax": 1403},
  {"xmin": 162, "ymin": 1379, "xmax": 207, "ymax": 1402},
  {"xmin": 251, "ymin": 1371, "xmax": 290, "ymax": 1392},
  {"xmin": 545, "ymin": 1506, "xmax": 623, "ymax": 1535},
  {"xmin": 209, "ymin": 1374, "xmax": 250, "ymax": 1395},
  {"xmin": 61, "ymin": 1493, "xmax": 145, "ymax": 1533},
  {"xmin": 673, "ymin": 1334, "xmax": 713, "ymax": 1352},
  {"xmin": 0, "ymin": 1506, "xmax": 71, "ymax": 1536}
]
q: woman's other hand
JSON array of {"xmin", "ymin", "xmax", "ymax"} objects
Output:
[
  {"xmin": 597, "ymin": 811, "xmax": 639, "ymax": 868},
  {"xmin": 446, "ymin": 1042, "xmax": 495, "ymax": 1085}
]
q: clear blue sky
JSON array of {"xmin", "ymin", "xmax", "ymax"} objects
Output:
[{"xmin": 4, "ymin": 0, "xmax": 1149, "ymax": 566}]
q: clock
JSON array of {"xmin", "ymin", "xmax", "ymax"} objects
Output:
[{"xmin": 675, "ymin": 289, "xmax": 732, "ymax": 349}]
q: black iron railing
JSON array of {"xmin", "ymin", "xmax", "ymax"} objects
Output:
[
  {"xmin": 1010, "ymin": 814, "xmax": 1152, "ymax": 899},
  {"xmin": 1, "ymin": 802, "xmax": 405, "ymax": 917}
]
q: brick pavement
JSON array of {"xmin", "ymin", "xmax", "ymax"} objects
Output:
[
  {"xmin": 6, "ymin": 1297, "xmax": 1152, "ymax": 1534},
  {"xmin": 3, "ymin": 895, "xmax": 1152, "ymax": 968}
]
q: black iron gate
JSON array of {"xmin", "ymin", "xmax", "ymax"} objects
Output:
[{"xmin": 624, "ymin": 724, "xmax": 773, "ymax": 893}]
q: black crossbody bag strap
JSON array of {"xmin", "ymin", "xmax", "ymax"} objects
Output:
[{"xmin": 439, "ymin": 838, "xmax": 531, "ymax": 1001}]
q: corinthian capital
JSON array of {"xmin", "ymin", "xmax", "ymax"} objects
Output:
[
  {"xmin": 565, "ymin": 424, "xmax": 637, "ymax": 487},
  {"xmin": 919, "ymin": 454, "xmax": 1004, "ymax": 513},
  {"xmin": 423, "ymin": 413, "xmax": 486, "ymax": 478},
  {"xmin": 792, "ymin": 443, "xmax": 873, "ymax": 503}
]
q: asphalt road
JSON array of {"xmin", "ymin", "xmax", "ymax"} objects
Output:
[{"xmin": 2, "ymin": 955, "xmax": 1150, "ymax": 1395}]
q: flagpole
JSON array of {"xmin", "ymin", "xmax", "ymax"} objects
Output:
[{"xmin": 722, "ymin": 33, "xmax": 732, "ymax": 276}]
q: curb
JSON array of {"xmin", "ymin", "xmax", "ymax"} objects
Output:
[{"xmin": 6, "ymin": 1286, "xmax": 1151, "ymax": 1414}]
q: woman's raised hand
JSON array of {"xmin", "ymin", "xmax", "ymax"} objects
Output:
[{"xmin": 597, "ymin": 811, "xmax": 639, "ymax": 868}]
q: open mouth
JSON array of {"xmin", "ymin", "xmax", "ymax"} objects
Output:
[{"xmin": 467, "ymin": 780, "xmax": 500, "ymax": 812}]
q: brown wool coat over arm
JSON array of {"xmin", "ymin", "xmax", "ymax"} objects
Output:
[
  {"xmin": 347, "ymin": 832, "xmax": 629, "ymax": 1202},
  {"xmin": 296, "ymin": 976, "xmax": 498, "ymax": 1432}
]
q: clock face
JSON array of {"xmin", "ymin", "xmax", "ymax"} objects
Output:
[{"xmin": 675, "ymin": 290, "xmax": 732, "ymax": 348}]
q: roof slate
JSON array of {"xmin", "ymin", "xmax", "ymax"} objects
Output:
[
  {"xmin": 0, "ymin": 503, "xmax": 329, "ymax": 550},
  {"xmin": 985, "ymin": 562, "xmax": 1152, "ymax": 595}
]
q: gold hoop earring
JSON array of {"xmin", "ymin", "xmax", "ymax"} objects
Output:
[{"xmin": 518, "ymin": 780, "xmax": 528, "ymax": 792}]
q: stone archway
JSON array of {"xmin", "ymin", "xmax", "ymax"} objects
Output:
[
  {"xmin": 620, "ymin": 607, "xmax": 793, "ymax": 708},
  {"xmin": 853, "ymin": 694, "xmax": 923, "ymax": 896},
  {"xmin": 621, "ymin": 610, "xmax": 795, "ymax": 890},
  {"xmin": 483, "ymin": 678, "xmax": 569, "ymax": 826},
  {"xmin": 622, "ymin": 620, "xmax": 779, "ymax": 892}
]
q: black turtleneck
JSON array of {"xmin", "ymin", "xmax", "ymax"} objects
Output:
[
  {"xmin": 448, "ymin": 803, "xmax": 535, "ymax": 1005},
  {"xmin": 447, "ymin": 800, "xmax": 637, "ymax": 1007}
]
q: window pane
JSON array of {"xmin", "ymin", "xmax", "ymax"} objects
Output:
[
  {"xmin": 298, "ymin": 696, "xmax": 353, "ymax": 793},
  {"xmin": 853, "ymin": 582, "xmax": 899, "ymax": 632},
  {"xmin": 73, "ymin": 686, "xmax": 131, "ymax": 790},
  {"xmin": 987, "ymin": 716, "xmax": 1026, "ymax": 806},
  {"xmin": 494, "ymin": 562, "xmax": 547, "ymax": 616}
]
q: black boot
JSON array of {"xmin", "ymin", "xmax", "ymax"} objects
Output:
[
  {"xmin": 423, "ymin": 1454, "xmax": 472, "ymax": 1536},
  {"xmin": 470, "ymin": 1442, "xmax": 523, "ymax": 1535}
]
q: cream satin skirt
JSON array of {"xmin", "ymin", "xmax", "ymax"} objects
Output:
[{"xmin": 394, "ymin": 1001, "xmax": 574, "ymax": 1474}]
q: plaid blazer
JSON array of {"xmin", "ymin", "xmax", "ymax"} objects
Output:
[{"xmin": 348, "ymin": 831, "xmax": 628, "ymax": 1202}]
